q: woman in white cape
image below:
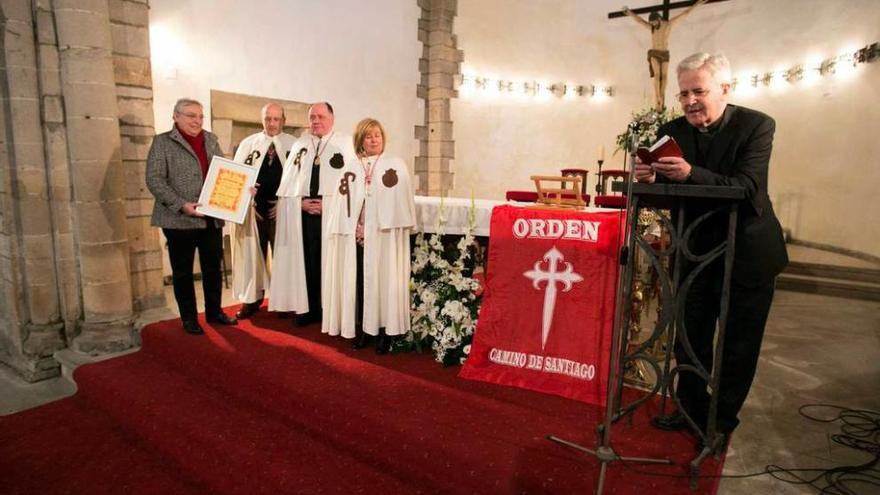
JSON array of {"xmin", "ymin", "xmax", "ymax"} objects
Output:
[{"xmin": 322, "ymin": 118, "xmax": 415, "ymax": 354}]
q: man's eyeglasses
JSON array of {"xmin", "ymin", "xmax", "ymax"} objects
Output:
[
  {"xmin": 676, "ymin": 88, "xmax": 711, "ymax": 101},
  {"xmin": 177, "ymin": 112, "xmax": 204, "ymax": 119}
]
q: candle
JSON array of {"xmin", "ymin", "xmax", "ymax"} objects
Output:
[{"xmin": 598, "ymin": 145, "xmax": 605, "ymax": 162}]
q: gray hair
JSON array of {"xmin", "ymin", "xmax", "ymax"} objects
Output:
[
  {"xmin": 173, "ymin": 98, "xmax": 202, "ymax": 114},
  {"xmin": 677, "ymin": 52, "xmax": 733, "ymax": 84}
]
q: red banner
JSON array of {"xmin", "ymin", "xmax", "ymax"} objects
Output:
[{"xmin": 459, "ymin": 205, "xmax": 623, "ymax": 406}]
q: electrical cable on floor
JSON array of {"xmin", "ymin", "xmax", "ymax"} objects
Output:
[{"xmin": 606, "ymin": 403, "xmax": 880, "ymax": 494}]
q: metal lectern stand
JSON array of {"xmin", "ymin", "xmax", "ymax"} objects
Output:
[{"xmin": 550, "ymin": 181, "xmax": 745, "ymax": 493}]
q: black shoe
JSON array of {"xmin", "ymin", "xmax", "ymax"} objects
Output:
[
  {"xmin": 276, "ymin": 311, "xmax": 294, "ymax": 319},
  {"xmin": 352, "ymin": 328, "xmax": 371, "ymax": 350},
  {"xmin": 236, "ymin": 302, "xmax": 260, "ymax": 319},
  {"xmin": 206, "ymin": 312, "xmax": 237, "ymax": 325},
  {"xmin": 295, "ymin": 312, "xmax": 321, "ymax": 327},
  {"xmin": 182, "ymin": 320, "xmax": 204, "ymax": 335},
  {"xmin": 651, "ymin": 412, "xmax": 689, "ymax": 431},
  {"xmin": 375, "ymin": 333, "xmax": 391, "ymax": 355}
]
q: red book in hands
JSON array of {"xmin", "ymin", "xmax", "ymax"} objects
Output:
[{"xmin": 636, "ymin": 135, "xmax": 683, "ymax": 164}]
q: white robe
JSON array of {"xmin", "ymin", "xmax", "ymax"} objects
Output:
[
  {"xmin": 268, "ymin": 131, "xmax": 356, "ymax": 313},
  {"xmin": 230, "ymin": 132, "xmax": 295, "ymax": 304},
  {"xmin": 322, "ymin": 155, "xmax": 416, "ymax": 338}
]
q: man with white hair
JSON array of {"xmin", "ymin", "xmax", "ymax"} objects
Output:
[
  {"xmin": 146, "ymin": 98, "xmax": 238, "ymax": 335},
  {"xmin": 634, "ymin": 52, "xmax": 788, "ymax": 440},
  {"xmin": 269, "ymin": 102, "xmax": 356, "ymax": 326},
  {"xmin": 230, "ymin": 103, "xmax": 295, "ymax": 319}
]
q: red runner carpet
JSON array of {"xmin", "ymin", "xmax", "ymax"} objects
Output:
[{"xmin": 0, "ymin": 309, "xmax": 725, "ymax": 494}]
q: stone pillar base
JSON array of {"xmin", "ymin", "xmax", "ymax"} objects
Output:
[
  {"xmin": 1, "ymin": 354, "xmax": 63, "ymax": 383},
  {"xmin": 72, "ymin": 318, "xmax": 140, "ymax": 355},
  {"xmin": 1, "ymin": 322, "xmax": 67, "ymax": 382}
]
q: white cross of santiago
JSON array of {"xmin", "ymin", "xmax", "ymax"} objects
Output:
[{"xmin": 523, "ymin": 246, "xmax": 583, "ymax": 350}]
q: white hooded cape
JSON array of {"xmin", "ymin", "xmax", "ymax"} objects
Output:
[
  {"xmin": 268, "ymin": 131, "xmax": 355, "ymax": 313},
  {"xmin": 322, "ymin": 155, "xmax": 416, "ymax": 338},
  {"xmin": 230, "ymin": 131, "xmax": 295, "ymax": 304}
]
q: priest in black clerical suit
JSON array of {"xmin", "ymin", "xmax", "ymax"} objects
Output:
[{"xmin": 635, "ymin": 52, "xmax": 788, "ymax": 438}]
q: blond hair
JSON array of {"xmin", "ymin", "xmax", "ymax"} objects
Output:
[{"xmin": 353, "ymin": 118, "xmax": 387, "ymax": 156}]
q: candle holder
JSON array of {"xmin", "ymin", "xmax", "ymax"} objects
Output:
[{"xmin": 595, "ymin": 159, "xmax": 605, "ymax": 196}]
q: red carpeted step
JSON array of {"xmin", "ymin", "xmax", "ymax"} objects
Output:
[{"xmin": 0, "ymin": 310, "xmax": 725, "ymax": 494}]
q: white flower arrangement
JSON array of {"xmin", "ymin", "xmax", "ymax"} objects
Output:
[
  {"xmin": 615, "ymin": 106, "xmax": 680, "ymax": 154},
  {"xmin": 395, "ymin": 196, "xmax": 483, "ymax": 366}
]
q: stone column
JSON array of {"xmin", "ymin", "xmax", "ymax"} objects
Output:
[
  {"xmin": 52, "ymin": 0, "xmax": 136, "ymax": 353},
  {"xmin": 35, "ymin": 0, "xmax": 80, "ymax": 347},
  {"xmin": 110, "ymin": 0, "xmax": 165, "ymax": 312},
  {"xmin": 0, "ymin": 0, "xmax": 66, "ymax": 381},
  {"xmin": 414, "ymin": 0, "xmax": 462, "ymax": 196}
]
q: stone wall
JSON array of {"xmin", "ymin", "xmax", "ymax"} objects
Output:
[
  {"xmin": 110, "ymin": 0, "xmax": 165, "ymax": 313},
  {"xmin": 1, "ymin": 0, "xmax": 67, "ymax": 381},
  {"xmin": 0, "ymin": 0, "xmax": 162, "ymax": 381},
  {"xmin": 209, "ymin": 89, "xmax": 309, "ymax": 157},
  {"xmin": 414, "ymin": 0, "xmax": 461, "ymax": 196}
]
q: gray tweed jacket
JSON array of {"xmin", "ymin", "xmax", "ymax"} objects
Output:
[{"xmin": 146, "ymin": 126, "xmax": 225, "ymax": 229}]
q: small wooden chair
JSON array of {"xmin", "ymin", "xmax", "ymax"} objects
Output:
[
  {"xmin": 560, "ymin": 168, "xmax": 589, "ymax": 195},
  {"xmin": 593, "ymin": 169, "xmax": 629, "ymax": 208}
]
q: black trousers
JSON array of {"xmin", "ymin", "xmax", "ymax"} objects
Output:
[
  {"xmin": 163, "ymin": 226, "xmax": 223, "ymax": 322},
  {"xmin": 675, "ymin": 260, "xmax": 776, "ymax": 434},
  {"xmin": 356, "ymin": 243, "xmax": 364, "ymax": 329},
  {"xmin": 249, "ymin": 215, "xmax": 276, "ymax": 304},
  {"xmin": 255, "ymin": 214, "xmax": 276, "ymax": 260},
  {"xmin": 301, "ymin": 211, "xmax": 322, "ymax": 316}
]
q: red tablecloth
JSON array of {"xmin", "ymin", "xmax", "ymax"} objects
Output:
[{"xmin": 460, "ymin": 205, "xmax": 624, "ymax": 405}]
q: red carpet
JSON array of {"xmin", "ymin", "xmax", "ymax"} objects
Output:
[{"xmin": 0, "ymin": 308, "xmax": 725, "ymax": 494}]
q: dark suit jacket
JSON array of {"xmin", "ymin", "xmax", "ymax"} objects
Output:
[
  {"xmin": 146, "ymin": 126, "xmax": 224, "ymax": 230},
  {"xmin": 658, "ymin": 104, "xmax": 788, "ymax": 287}
]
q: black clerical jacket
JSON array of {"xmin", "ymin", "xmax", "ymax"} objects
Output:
[{"xmin": 657, "ymin": 104, "xmax": 788, "ymax": 287}]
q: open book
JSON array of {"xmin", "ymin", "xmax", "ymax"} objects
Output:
[{"xmin": 636, "ymin": 135, "xmax": 683, "ymax": 164}]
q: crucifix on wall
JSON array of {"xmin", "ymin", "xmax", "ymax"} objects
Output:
[{"xmin": 609, "ymin": 0, "xmax": 728, "ymax": 111}]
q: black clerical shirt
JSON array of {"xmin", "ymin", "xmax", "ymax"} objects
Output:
[
  {"xmin": 693, "ymin": 105, "xmax": 733, "ymax": 168},
  {"xmin": 254, "ymin": 145, "xmax": 282, "ymax": 218}
]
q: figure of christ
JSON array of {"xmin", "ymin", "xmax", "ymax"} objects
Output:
[{"xmin": 622, "ymin": 0, "xmax": 707, "ymax": 110}]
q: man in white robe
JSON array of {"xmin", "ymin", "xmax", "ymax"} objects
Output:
[
  {"xmin": 269, "ymin": 102, "xmax": 355, "ymax": 326},
  {"xmin": 322, "ymin": 119, "xmax": 416, "ymax": 354},
  {"xmin": 230, "ymin": 103, "xmax": 295, "ymax": 319}
]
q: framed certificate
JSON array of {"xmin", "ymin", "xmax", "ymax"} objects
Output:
[{"xmin": 196, "ymin": 156, "xmax": 258, "ymax": 224}]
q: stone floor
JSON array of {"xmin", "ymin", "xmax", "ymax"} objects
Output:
[{"xmin": 2, "ymin": 245, "xmax": 879, "ymax": 494}]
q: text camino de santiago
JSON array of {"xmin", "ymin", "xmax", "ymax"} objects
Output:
[
  {"xmin": 489, "ymin": 348, "xmax": 597, "ymax": 381},
  {"xmin": 495, "ymin": 218, "xmax": 604, "ymax": 381}
]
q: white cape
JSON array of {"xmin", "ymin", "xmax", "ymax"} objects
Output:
[
  {"xmin": 230, "ymin": 132, "xmax": 295, "ymax": 304},
  {"xmin": 268, "ymin": 131, "xmax": 356, "ymax": 313},
  {"xmin": 322, "ymin": 155, "xmax": 416, "ymax": 338}
]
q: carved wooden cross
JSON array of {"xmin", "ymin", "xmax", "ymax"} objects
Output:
[
  {"xmin": 608, "ymin": 0, "xmax": 728, "ymax": 21},
  {"xmin": 609, "ymin": 0, "xmax": 729, "ymax": 110}
]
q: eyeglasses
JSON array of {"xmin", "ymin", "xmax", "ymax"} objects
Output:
[
  {"xmin": 177, "ymin": 111, "xmax": 204, "ymax": 119},
  {"xmin": 676, "ymin": 88, "xmax": 711, "ymax": 101}
]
